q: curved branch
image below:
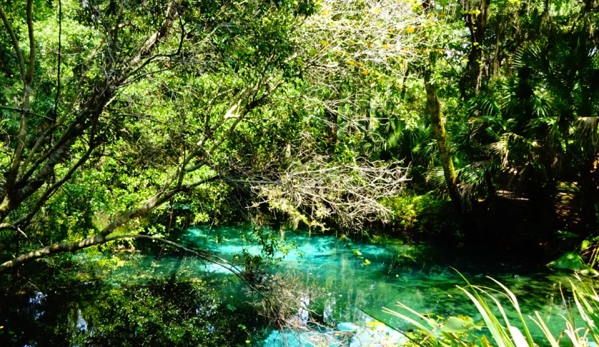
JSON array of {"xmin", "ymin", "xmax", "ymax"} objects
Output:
[
  {"xmin": 0, "ymin": 4, "xmax": 25, "ymax": 81},
  {"xmin": 0, "ymin": 171, "xmax": 223, "ymax": 272},
  {"xmin": 13, "ymin": 144, "xmax": 97, "ymax": 229},
  {"xmin": 0, "ymin": 223, "xmax": 15, "ymax": 231},
  {"xmin": 115, "ymin": 234, "xmax": 263, "ymax": 293},
  {"xmin": 0, "ymin": 234, "xmax": 108, "ymax": 273},
  {"xmin": 0, "ymin": 233, "xmax": 263, "ymax": 294},
  {"xmin": 53, "ymin": 0, "xmax": 62, "ymax": 119},
  {"xmin": 129, "ymin": 0, "xmax": 180, "ymax": 67},
  {"xmin": 0, "ymin": 106, "xmax": 50, "ymax": 120},
  {"xmin": 99, "ymin": 175, "xmax": 221, "ymax": 237}
]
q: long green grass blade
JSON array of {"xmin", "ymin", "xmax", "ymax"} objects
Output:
[
  {"xmin": 382, "ymin": 305, "xmax": 445, "ymax": 347},
  {"xmin": 508, "ymin": 325, "xmax": 529, "ymax": 347},
  {"xmin": 563, "ymin": 319, "xmax": 584, "ymax": 347},
  {"xmin": 458, "ymin": 286, "xmax": 513, "ymax": 347},
  {"xmin": 382, "ymin": 305, "xmax": 436, "ymax": 336},
  {"xmin": 487, "ymin": 278, "xmax": 535, "ymax": 347},
  {"xmin": 485, "ymin": 291, "xmax": 511, "ymax": 326},
  {"xmin": 571, "ymin": 281, "xmax": 599, "ymax": 346},
  {"xmin": 530, "ymin": 312, "xmax": 560, "ymax": 347}
]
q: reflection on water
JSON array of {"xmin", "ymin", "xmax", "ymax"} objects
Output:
[
  {"xmin": 180, "ymin": 226, "xmax": 577, "ymax": 342},
  {"xmin": 0, "ymin": 225, "xmax": 580, "ymax": 346}
]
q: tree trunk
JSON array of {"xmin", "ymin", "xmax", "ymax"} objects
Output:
[
  {"xmin": 460, "ymin": 0, "xmax": 490, "ymax": 98},
  {"xmin": 424, "ymin": 68, "xmax": 461, "ymax": 215},
  {"xmin": 579, "ymin": 145, "xmax": 599, "ymax": 232}
]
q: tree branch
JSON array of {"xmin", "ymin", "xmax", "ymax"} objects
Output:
[
  {"xmin": 0, "ymin": 106, "xmax": 51, "ymax": 120},
  {"xmin": 249, "ymin": 156, "xmax": 408, "ymax": 229},
  {"xmin": 129, "ymin": 1, "xmax": 180, "ymax": 67},
  {"xmin": 0, "ymin": 172, "xmax": 221, "ymax": 270},
  {"xmin": 26, "ymin": 0, "xmax": 35, "ymax": 85},
  {"xmin": 99, "ymin": 175, "xmax": 221, "ymax": 237},
  {"xmin": 0, "ymin": 232, "xmax": 265, "ymax": 294},
  {"xmin": 13, "ymin": 144, "xmax": 97, "ymax": 230},
  {"xmin": 0, "ymin": 4, "xmax": 26, "ymax": 81},
  {"xmin": 53, "ymin": 0, "xmax": 62, "ymax": 119}
]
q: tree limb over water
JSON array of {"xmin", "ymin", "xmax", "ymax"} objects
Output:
[
  {"xmin": 0, "ymin": 232, "xmax": 264, "ymax": 294},
  {"xmin": 248, "ymin": 157, "xmax": 408, "ymax": 229},
  {"xmin": 0, "ymin": 0, "xmax": 409, "ymax": 282}
]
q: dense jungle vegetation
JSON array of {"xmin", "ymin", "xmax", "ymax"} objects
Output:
[{"xmin": 1, "ymin": 0, "xmax": 599, "ymax": 345}]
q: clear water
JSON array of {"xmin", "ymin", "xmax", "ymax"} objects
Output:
[
  {"xmin": 0, "ymin": 225, "xmax": 581, "ymax": 346},
  {"xmin": 180, "ymin": 226, "xmax": 577, "ymax": 343}
]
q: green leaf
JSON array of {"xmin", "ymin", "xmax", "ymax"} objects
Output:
[
  {"xmin": 508, "ymin": 326, "xmax": 528, "ymax": 347},
  {"xmin": 440, "ymin": 316, "xmax": 475, "ymax": 334},
  {"xmin": 547, "ymin": 252, "xmax": 586, "ymax": 271}
]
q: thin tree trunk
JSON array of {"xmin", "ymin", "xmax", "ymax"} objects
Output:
[
  {"xmin": 424, "ymin": 68, "xmax": 461, "ymax": 215},
  {"xmin": 460, "ymin": 0, "xmax": 490, "ymax": 98}
]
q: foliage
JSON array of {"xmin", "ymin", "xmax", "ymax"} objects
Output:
[
  {"xmin": 382, "ymin": 192, "xmax": 457, "ymax": 235},
  {"xmin": 384, "ymin": 274, "xmax": 599, "ymax": 347},
  {"xmin": 548, "ymin": 238, "xmax": 599, "ymax": 275},
  {"xmin": 251, "ymin": 156, "xmax": 408, "ymax": 231},
  {"xmin": 0, "ymin": 0, "xmax": 422, "ymax": 276},
  {"xmin": 1, "ymin": 0, "xmax": 599, "ymax": 343},
  {"xmin": 0, "ymin": 268, "xmax": 264, "ymax": 347}
]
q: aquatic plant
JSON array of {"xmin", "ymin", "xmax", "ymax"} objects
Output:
[{"xmin": 384, "ymin": 274, "xmax": 598, "ymax": 347}]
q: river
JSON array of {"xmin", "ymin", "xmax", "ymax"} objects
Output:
[
  {"xmin": 0, "ymin": 225, "xmax": 579, "ymax": 346},
  {"xmin": 184, "ymin": 227, "xmax": 573, "ymax": 343}
]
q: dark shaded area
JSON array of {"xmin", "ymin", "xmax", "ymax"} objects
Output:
[{"xmin": 0, "ymin": 260, "xmax": 268, "ymax": 347}]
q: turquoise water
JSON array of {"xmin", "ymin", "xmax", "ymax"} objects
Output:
[
  {"xmin": 0, "ymin": 225, "xmax": 581, "ymax": 346},
  {"xmin": 181, "ymin": 226, "xmax": 576, "ymax": 344}
]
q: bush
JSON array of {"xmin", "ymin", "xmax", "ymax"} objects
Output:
[{"xmin": 382, "ymin": 192, "xmax": 457, "ymax": 235}]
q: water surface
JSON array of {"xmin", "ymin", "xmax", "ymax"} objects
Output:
[
  {"xmin": 0, "ymin": 225, "xmax": 579, "ymax": 346},
  {"xmin": 182, "ymin": 226, "xmax": 576, "ymax": 343}
]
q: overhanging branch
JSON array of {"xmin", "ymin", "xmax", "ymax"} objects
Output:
[
  {"xmin": 0, "ymin": 4, "xmax": 25, "ymax": 81},
  {"xmin": 0, "ymin": 233, "xmax": 264, "ymax": 294}
]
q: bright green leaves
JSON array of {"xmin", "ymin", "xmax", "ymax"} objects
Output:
[{"xmin": 440, "ymin": 315, "xmax": 478, "ymax": 334}]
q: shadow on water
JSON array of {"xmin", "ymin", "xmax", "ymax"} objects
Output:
[
  {"xmin": 0, "ymin": 226, "xmax": 583, "ymax": 346},
  {"xmin": 181, "ymin": 226, "xmax": 579, "ymax": 343},
  {"xmin": 0, "ymin": 257, "xmax": 267, "ymax": 347}
]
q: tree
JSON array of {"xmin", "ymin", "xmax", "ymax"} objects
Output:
[
  {"xmin": 459, "ymin": 0, "xmax": 490, "ymax": 98},
  {"xmin": 289, "ymin": 0, "xmax": 463, "ymax": 213},
  {"xmin": 424, "ymin": 64, "xmax": 461, "ymax": 214},
  {"xmin": 0, "ymin": 0, "xmax": 314, "ymax": 272},
  {"xmin": 464, "ymin": 0, "xmax": 599, "ymax": 232},
  {"xmin": 0, "ymin": 0, "xmax": 411, "ymax": 275}
]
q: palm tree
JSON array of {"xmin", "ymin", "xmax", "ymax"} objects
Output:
[{"xmin": 466, "ymin": 14, "xmax": 599, "ymax": 233}]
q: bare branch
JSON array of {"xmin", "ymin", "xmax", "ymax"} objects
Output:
[
  {"xmin": 0, "ymin": 232, "xmax": 262, "ymax": 295},
  {"xmin": 0, "ymin": 106, "xmax": 52, "ymax": 120},
  {"xmin": 19, "ymin": 115, "xmax": 84, "ymax": 184},
  {"xmin": 0, "ymin": 173, "xmax": 222, "ymax": 274},
  {"xmin": 99, "ymin": 175, "xmax": 221, "ymax": 237},
  {"xmin": 129, "ymin": 1, "xmax": 180, "ymax": 67},
  {"xmin": 250, "ymin": 156, "xmax": 408, "ymax": 229},
  {"xmin": 53, "ymin": 0, "xmax": 63, "ymax": 119},
  {"xmin": 19, "ymin": 113, "xmax": 69, "ymax": 175},
  {"xmin": 0, "ymin": 223, "xmax": 15, "ymax": 231},
  {"xmin": 13, "ymin": 144, "xmax": 97, "ymax": 229}
]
